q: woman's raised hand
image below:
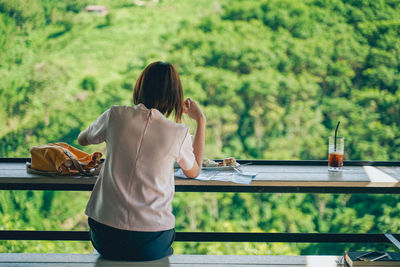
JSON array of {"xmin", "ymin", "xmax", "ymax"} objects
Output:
[{"xmin": 183, "ymin": 98, "xmax": 205, "ymax": 122}]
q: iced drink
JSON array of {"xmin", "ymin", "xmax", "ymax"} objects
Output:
[{"xmin": 328, "ymin": 136, "xmax": 344, "ymax": 171}]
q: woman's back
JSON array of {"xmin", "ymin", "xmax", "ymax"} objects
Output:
[
  {"xmin": 79, "ymin": 61, "xmax": 205, "ymax": 261},
  {"xmin": 85, "ymin": 104, "xmax": 194, "ymax": 231}
]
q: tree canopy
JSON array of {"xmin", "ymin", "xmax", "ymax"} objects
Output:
[{"xmin": 0, "ymin": 0, "xmax": 399, "ymax": 255}]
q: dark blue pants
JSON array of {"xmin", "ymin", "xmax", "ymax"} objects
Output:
[{"xmin": 88, "ymin": 217, "xmax": 175, "ymax": 261}]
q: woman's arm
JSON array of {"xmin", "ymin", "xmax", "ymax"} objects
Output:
[
  {"xmin": 78, "ymin": 109, "xmax": 110, "ymax": 146},
  {"xmin": 78, "ymin": 129, "xmax": 90, "ymax": 146},
  {"xmin": 182, "ymin": 98, "xmax": 206, "ymax": 178}
]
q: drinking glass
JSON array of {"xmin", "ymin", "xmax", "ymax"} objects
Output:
[{"xmin": 328, "ymin": 136, "xmax": 344, "ymax": 171}]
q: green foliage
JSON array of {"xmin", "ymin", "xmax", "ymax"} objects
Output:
[
  {"xmin": 48, "ymin": 19, "xmax": 73, "ymax": 38},
  {"xmin": 80, "ymin": 76, "xmax": 98, "ymax": 91},
  {"xmin": 105, "ymin": 12, "xmax": 114, "ymax": 26},
  {"xmin": 0, "ymin": 191, "xmax": 92, "ymax": 253},
  {"xmin": 0, "ymin": 0, "xmax": 45, "ymax": 28},
  {"xmin": 165, "ymin": 0, "xmax": 400, "ymax": 160},
  {"xmin": 0, "ymin": 0, "xmax": 399, "ymax": 256}
]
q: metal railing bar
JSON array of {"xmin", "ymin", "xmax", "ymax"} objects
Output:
[
  {"xmin": 0, "ymin": 183, "xmax": 399, "ymax": 194},
  {"xmin": 0, "ymin": 184, "xmax": 94, "ymax": 191},
  {"xmin": 175, "ymin": 185, "xmax": 400, "ymax": 194},
  {"xmin": 0, "ymin": 231, "xmax": 398, "ymax": 243},
  {"xmin": 1, "ymin": 158, "xmax": 400, "ymax": 166}
]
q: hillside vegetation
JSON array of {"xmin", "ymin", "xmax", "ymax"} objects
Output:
[{"xmin": 0, "ymin": 0, "xmax": 399, "ymax": 255}]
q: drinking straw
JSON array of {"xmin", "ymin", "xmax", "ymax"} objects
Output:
[{"xmin": 334, "ymin": 121, "xmax": 340, "ymax": 152}]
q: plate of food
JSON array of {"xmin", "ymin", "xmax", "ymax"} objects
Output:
[{"xmin": 202, "ymin": 157, "xmax": 244, "ymax": 170}]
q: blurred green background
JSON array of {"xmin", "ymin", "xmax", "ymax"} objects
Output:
[{"xmin": 0, "ymin": 0, "xmax": 399, "ymax": 255}]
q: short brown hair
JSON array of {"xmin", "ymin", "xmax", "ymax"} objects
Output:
[{"xmin": 133, "ymin": 61, "xmax": 183, "ymax": 122}]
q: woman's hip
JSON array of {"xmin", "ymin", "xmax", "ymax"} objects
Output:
[{"xmin": 88, "ymin": 217, "xmax": 175, "ymax": 261}]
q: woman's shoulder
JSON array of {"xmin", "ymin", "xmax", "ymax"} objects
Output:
[
  {"xmin": 172, "ymin": 122, "xmax": 189, "ymax": 134},
  {"xmin": 107, "ymin": 105, "xmax": 126, "ymax": 112},
  {"xmin": 109, "ymin": 105, "xmax": 134, "ymax": 111},
  {"xmin": 151, "ymin": 113, "xmax": 189, "ymax": 136},
  {"xmin": 109, "ymin": 105, "xmax": 188, "ymax": 131},
  {"xmin": 108, "ymin": 105, "xmax": 146, "ymax": 114},
  {"xmin": 159, "ymin": 116, "xmax": 189, "ymax": 132}
]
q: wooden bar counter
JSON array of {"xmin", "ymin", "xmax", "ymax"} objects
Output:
[{"xmin": 1, "ymin": 159, "xmax": 399, "ymax": 193}]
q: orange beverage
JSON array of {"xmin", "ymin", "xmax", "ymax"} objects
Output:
[
  {"xmin": 328, "ymin": 153, "xmax": 343, "ymax": 168},
  {"xmin": 328, "ymin": 136, "xmax": 344, "ymax": 171}
]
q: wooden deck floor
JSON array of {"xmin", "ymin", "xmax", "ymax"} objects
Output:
[{"xmin": 0, "ymin": 253, "xmax": 343, "ymax": 267}]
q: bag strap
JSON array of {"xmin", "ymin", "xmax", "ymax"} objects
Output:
[{"xmin": 63, "ymin": 150, "xmax": 89, "ymax": 175}]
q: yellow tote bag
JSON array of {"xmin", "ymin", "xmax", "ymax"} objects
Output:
[{"xmin": 28, "ymin": 142, "xmax": 102, "ymax": 176}]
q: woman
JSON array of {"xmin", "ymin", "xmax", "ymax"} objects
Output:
[{"xmin": 78, "ymin": 61, "xmax": 206, "ymax": 261}]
